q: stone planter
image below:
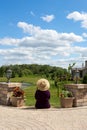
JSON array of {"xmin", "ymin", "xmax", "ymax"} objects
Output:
[
  {"xmin": 0, "ymin": 82, "xmax": 21, "ymax": 105},
  {"xmin": 60, "ymin": 97, "xmax": 74, "ymax": 108},
  {"xmin": 11, "ymin": 96, "xmax": 25, "ymax": 107}
]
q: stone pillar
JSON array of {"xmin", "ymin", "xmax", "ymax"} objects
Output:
[
  {"xmin": 0, "ymin": 82, "xmax": 21, "ymax": 105},
  {"xmin": 64, "ymin": 84, "xmax": 87, "ymax": 107}
]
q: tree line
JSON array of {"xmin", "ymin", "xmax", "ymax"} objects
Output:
[{"xmin": 0, "ymin": 64, "xmax": 70, "ymax": 80}]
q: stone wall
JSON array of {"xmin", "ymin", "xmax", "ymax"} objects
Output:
[
  {"xmin": 0, "ymin": 82, "xmax": 21, "ymax": 105},
  {"xmin": 64, "ymin": 84, "xmax": 87, "ymax": 107}
]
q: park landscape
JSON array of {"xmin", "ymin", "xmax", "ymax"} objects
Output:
[
  {"xmin": 0, "ymin": 0, "xmax": 87, "ymax": 129},
  {"xmin": 0, "ymin": 63, "xmax": 85, "ymax": 108}
]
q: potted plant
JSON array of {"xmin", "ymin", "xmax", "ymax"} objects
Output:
[
  {"xmin": 60, "ymin": 90, "xmax": 74, "ymax": 108},
  {"xmin": 11, "ymin": 87, "xmax": 25, "ymax": 107}
]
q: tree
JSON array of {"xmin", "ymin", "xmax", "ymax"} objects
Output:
[{"xmin": 82, "ymin": 74, "xmax": 87, "ymax": 84}]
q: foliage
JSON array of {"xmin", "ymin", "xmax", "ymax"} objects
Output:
[
  {"xmin": 82, "ymin": 74, "xmax": 87, "ymax": 84},
  {"xmin": 12, "ymin": 87, "xmax": 24, "ymax": 97},
  {"xmin": 0, "ymin": 64, "xmax": 69, "ymax": 82},
  {"xmin": 60, "ymin": 90, "xmax": 73, "ymax": 98}
]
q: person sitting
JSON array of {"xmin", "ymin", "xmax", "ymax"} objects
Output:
[{"xmin": 35, "ymin": 78, "xmax": 51, "ymax": 109}]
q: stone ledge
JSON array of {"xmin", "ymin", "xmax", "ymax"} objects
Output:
[
  {"xmin": 65, "ymin": 84, "xmax": 87, "ymax": 107},
  {"xmin": 0, "ymin": 82, "xmax": 22, "ymax": 105},
  {"xmin": 65, "ymin": 84, "xmax": 87, "ymax": 89},
  {"xmin": 0, "ymin": 82, "xmax": 22, "ymax": 88}
]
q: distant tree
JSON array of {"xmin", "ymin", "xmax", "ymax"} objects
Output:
[
  {"xmin": 82, "ymin": 74, "xmax": 87, "ymax": 84},
  {"xmin": 0, "ymin": 64, "xmax": 69, "ymax": 79},
  {"xmin": 0, "ymin": 66, "xmax": 5, "ymax": 77},
  {"xmin": 22, "ymin": 69, "xmax": 32, "ymax": 76},
  {"xmin": 11, "ymin": 71, "xmax": 16, "ymax": 78}
]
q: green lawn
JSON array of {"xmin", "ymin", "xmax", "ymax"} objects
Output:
[
  {"xmin": 20, "ymin": 76, "xmax": 61, "ymax": 108},
  {"xmin": 0, "ymin": 75, "xmax": 68, "ymax": 108},
  {"xmin": 24, "ymin": 84, "xmax": 60, "ymax": 108}
]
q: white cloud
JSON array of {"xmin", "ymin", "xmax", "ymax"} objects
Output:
[
  {"xmin": 67, "ymin": 11, "xmax": 85, "ymax": 21},
  {"xmin": 0, "ymin": 22, "xmax": 86, "ymax": 68},
  {"xmin": 17, "ymin": 22, "xmax": 84, "ymax": 47},
  {"xmin": 67, "ymin": 11, "xmax": 87, "ymax": 29},
  {"xmin": 82, "ymin": 33, "xmax": 87, "ymax": 37},
  {"xmin": 17, "ymin": 22, "xmax": 41, "ymax": 35},
  {"xmin": 0, "ymin": 37, "xmax": 19, "ymax": 46},
  {"xmin": 41, "ymin": 14, "xmax": 55, "ymax": 22}
]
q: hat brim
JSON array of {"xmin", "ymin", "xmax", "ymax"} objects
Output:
[{"xmin": 37, "ymin": 78, "xmax": 50, "ymax": 91}]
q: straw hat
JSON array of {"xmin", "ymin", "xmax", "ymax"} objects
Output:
[{"xmin": 36, "ymin": 78, "xmax": 50, "ymax": 91}]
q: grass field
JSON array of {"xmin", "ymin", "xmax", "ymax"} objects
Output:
[
  {"xmin": 0, "ymin": 75, "xmax": 69, "ymax": 108},
  {"xmin": 24, "ymin": 85, "xmax": 60, "ymax": 108}
]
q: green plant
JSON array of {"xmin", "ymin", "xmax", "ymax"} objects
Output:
[
  {"xmin": 82, "ymin": 74, "xmax": 87, "ymax": 84},
  {"xmin": 60, "ymin": 90, "xmax": 73, "ymax": 98},
  {"xmin": 12, "ymin": 87, "xmax": 24, "ymax": 97}
]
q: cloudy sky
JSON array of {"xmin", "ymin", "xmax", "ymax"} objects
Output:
[{"xmin": 0, "ymin": 0, "xmax": 87, "ymax": 68}]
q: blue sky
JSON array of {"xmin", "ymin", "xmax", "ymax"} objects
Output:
[{"xmin": 0, "ymin": 0, "xmax": 87, "ymax": 68}]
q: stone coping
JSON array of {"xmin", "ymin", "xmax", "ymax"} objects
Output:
[
  {"xmin": 0, "ymin": 82, "xmax": 22, "ymax": 88},
  {"xmin": 65, "ymin": 84, "xmax": 87, "ymax": 89}
]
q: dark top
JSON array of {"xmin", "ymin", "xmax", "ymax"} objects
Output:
[{"xmin": 35, "ymin": 90, "xmax": 50, "ymax": 109}]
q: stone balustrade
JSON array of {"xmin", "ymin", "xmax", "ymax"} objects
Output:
[
  {"xmin": 64, "ymin": 84, "xmax": 87, "ymax": 107},
  {"xmin": 0, "ymin": 82, "xmax": 21, "ymax": 105}
]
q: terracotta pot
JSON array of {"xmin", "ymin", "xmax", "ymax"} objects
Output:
[
  {"xmin": 60, "ymin": 97, "xmax": 74, "ymax": 108},
  {"xmin": 11, "ymin": 96, "xmax": 25, "ymax": 107}
]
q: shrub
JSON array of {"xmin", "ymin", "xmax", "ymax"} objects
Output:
[
  {"xmin": 60, "ymin": 90, "xmax": 73, "ymax": 98},
  {"xmin": 82, "ymin": 74, "xmax": 87, "ymax": 84}
]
